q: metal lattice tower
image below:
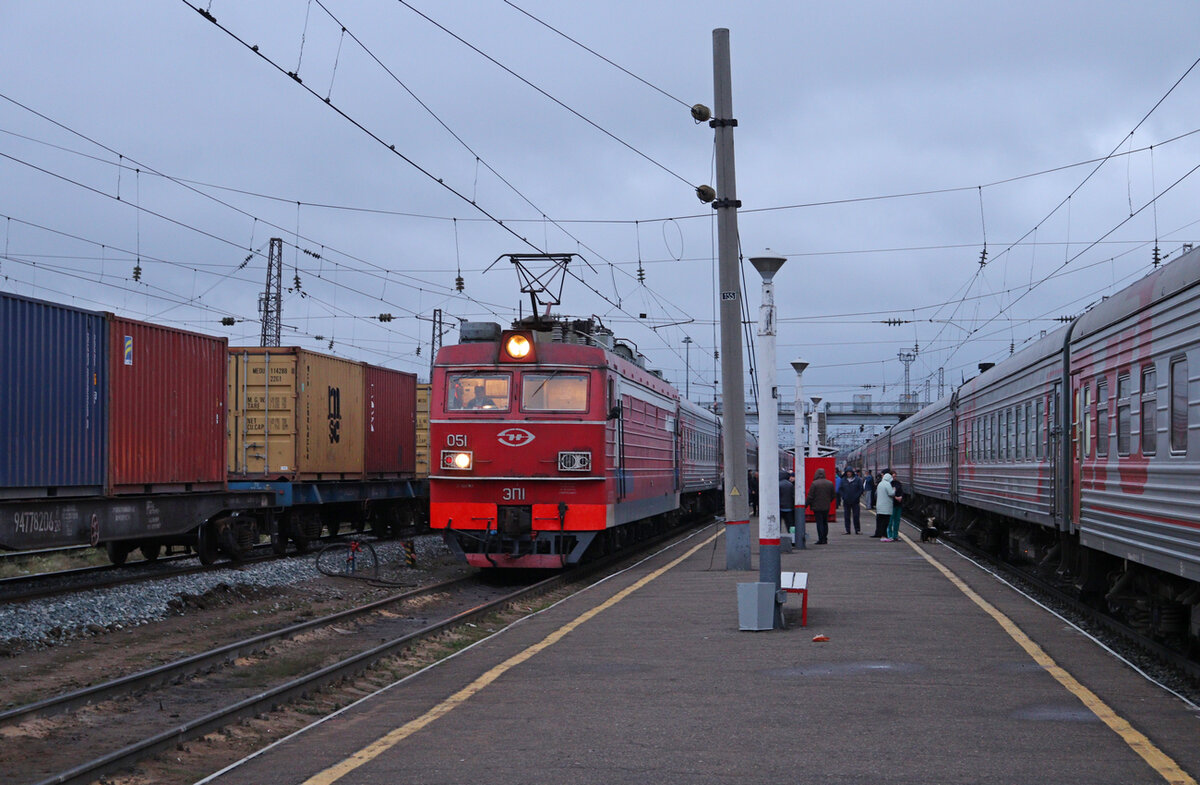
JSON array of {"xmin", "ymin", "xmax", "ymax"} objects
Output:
[
  {"xmin": 938, "ymin": 366, "xmax": 945, "ymax": 399},
  {"xmin": 897, "ymin": 349, "xmax": 917, "ymax": 406},
  {"xmin": 259, "ymin": 238, "xmax": 283, "ymax": 347}
]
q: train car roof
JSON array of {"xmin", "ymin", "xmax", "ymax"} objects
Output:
[
  {"xmin": 1073, "ymin": 243, "xmax": 1200, "ymax": 342},
  {"xmin": 956, "ymin": 322, "xmax": 1069, "ymax": 401}
]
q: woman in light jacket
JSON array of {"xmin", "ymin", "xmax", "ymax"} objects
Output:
[{"xmin": 873, "ymin": 472, "xmax": 894, "ymax": 538}]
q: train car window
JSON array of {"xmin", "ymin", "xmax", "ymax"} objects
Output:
[
  {"xmin": 1096, "ymin": 379, "xmax": 1109, "ymax": 457},
  {"xmin": 1006, "ymin": 408, "xmax": 1014, "ymax": 461},
  {"xmin": 1082, "ymin": 385, "xmax": 1091, "ymax": 459},
  {"xmin": 1171, "ymin": 357, "xmax": 1188, "ymax": 454},
  {"xmin": 1117, "ymin": 373, "xmax": 1131, "ymax": 456},
  {"xmin": 1024, "ymin": 402, "xmax": 1033, "ymax": 461},
  {"xmin": 521, "ymin": 373, "xmax": 589, "ymax": 412},
  {"xmin": 1073, "ymin": 387, "xmax": 1082, "ymax": 462},
  {"xmin": 1036, "ymin": 398, "xmax": 1045, "ymax": 459},
  {"xmin": 1016, "ymin": 405, "xmax": 1025, "ymax": 460},
  {"xmin": 1141, "ymin": 366, "xmax": 1157, "ymax": 456},
  {"xmin": 447, "ymin": 373, "xmax": 511, "ymax": 411}
]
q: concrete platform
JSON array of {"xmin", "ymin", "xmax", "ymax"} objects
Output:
[{"xmin": 202, "ymin": 513, "xmax": 1200, "ymax": 785}]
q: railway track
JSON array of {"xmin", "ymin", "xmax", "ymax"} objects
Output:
[{"xmin": 4, "ymin": 518, "xmax": 715, "ymax": 785}]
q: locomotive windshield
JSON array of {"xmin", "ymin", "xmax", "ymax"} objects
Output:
[
  {"xmin": 446, "ymin": 373, "xmax": 511, "ymax": 411},
  {"xmin": 522, "ymin": 372, "xmax": 589, "ymax": 412}
]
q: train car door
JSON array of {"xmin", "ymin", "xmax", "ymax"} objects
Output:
[
  {"xmin": 1048, "ymin": 383, "xmax": 1061, "ymax": 529},
  {"xmin": 1069, "ymin": 374, "xmax": 1082, "ymax": 529}
]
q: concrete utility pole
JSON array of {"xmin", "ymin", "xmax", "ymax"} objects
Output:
[
  {"xmin": 751, "ymin": 250, "xmax": 785, "ymax": 627},
  {"xmin": 711, "ymin": 29, "xmax": 751, "ymax": 570}
]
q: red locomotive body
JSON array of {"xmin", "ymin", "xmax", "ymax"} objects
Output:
[{"xmin": 430, "ymin": 320, "xmax": 721, "ymax": 568}]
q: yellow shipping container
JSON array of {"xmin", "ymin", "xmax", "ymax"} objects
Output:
[
  {"xmin": 415, "ymin": 383, "xmax": 431, "ymax": 479},
  {"xmin": 228, "ymin": 347, "xmax": 366, "ymax": 479}
]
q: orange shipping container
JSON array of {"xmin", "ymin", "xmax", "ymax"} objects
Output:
[{"xmin": 227, "ymin": 347, "xmax": 365, "ymax": 480}]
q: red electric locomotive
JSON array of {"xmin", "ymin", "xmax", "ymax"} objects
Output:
[{"xmin": 429, "ymin": 318, "xmax": 722, "ymax": 568}]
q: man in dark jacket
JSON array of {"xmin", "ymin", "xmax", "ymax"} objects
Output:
[
  {"xmin": 778, "ymin": 472, "xmax": 795, "ymax": 542},
  {"xmin": 806, "ymin": 468, "xmax": 836, "ymax": 545},
  {"xmin": 838, "ymin": 468, "xmax": 864, "ymax": 534}
]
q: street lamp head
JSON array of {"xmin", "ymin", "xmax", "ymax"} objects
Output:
[
  {"xmin": 810, "ymin": 396, "xmax": 823, "ymax": 407},
  {"xmin": 790, "ymin": 359, "xmax": 808, "ymax": 376},
  {"xmin": 749, "ymin": 248, "xmax": 786, "ymax": 281}
]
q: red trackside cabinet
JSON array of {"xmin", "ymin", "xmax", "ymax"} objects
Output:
[
  {"xmin": 802, "ymin": 455, "xmax": 837, "ymax": 522},
  {"xmin": 363, "ymin": 364, "xmax": 418, "ymax": 478},
  {"xmin": 106, "ymin": 316, "xmax": 228, "ymax": 494}
]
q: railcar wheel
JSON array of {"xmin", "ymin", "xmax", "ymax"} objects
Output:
[
  {"xmin": 105, "ymin": 541, "xmax": 130, "ymax": 566},
  {"xmin": 197, "ymin": 523, "xmax": 219, "ymax": 565},
  {"xmin": 139, "ymin": 543, "xmax": 162, "ymax": 562}
]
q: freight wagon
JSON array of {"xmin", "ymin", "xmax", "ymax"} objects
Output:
[{"xmin": 0, "ymin": 294, "xmax": 429, "ymax": 564}]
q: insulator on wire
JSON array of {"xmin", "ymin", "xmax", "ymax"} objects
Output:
[
  {"xmin": 293, "ymin": 273, "xmax": 302, "ymax": 291},
  {"xmin": 378, "ymin": 313, "xmax": 394, "ymax": 322},
  {"xmin": 455, "ymin": 274, "xmax": 464, "ymax": 292},
  {"xmin": 221, "ymin": 317, "xmax": 236, "ymax": 326},
  {"xmin": 132, "ymin": 263, "xmax": 142, "ymax": 282}
]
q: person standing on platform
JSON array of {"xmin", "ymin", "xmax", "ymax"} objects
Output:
[
  {"xmin": 873, "ymin": 471, "xmax": 894, "ymax": 538},
  {"xmin": 886, "ymin": 471, "xmax": 905, "ymax": 541},
  {"xmin": 838, "ymin": 468, "xmax": 863, "ymax": 534},
  {"xmin": 748, "ymin": 470, "xmax": 759, "ymax": 516},
  {"xmin": 806, "ymin": 468, "xmax": 836, "ymax": 545},
  {"xmin": 863, "ymin": 471, "xmax": 875, "ymax": 511},
  {"xmin": 779, "ymin": 472, "xmax": 795, "ymax": 543}
]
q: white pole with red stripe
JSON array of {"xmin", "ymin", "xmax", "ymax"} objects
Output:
[{"xmin": 751, "ymin": 250, "xmax": 786, "ymax": 629}]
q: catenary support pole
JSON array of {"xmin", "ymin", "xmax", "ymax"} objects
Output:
[{"xmin": 712, "ymin": 29, "xmax": 751, "ymax": 570}]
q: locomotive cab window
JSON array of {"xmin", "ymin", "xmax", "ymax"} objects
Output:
[
  {"xmin": 447, "ymin": 373, "xmax": 511, "ymax": 411},
  {"xmin": 522, "ymin": 372, "xmax": 589, "ymax": 412}
]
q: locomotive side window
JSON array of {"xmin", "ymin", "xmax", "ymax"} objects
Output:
[
  {"xmin": 1171, "ymin": 357, "xmax": 1188, "ymax": 454},
  {"xmin": 447, "ymin": 373, "xmax": 511, "ymax": 411},
  {"xmin": 1096, "ymin": 378, "xmax": 1109, "ymax": 457},
  {"xmin": 1141, "ymin": 365, "xmax": 1157, "ymax": 456},
  {"xmin": 522, "ymin": 373, "xmax": 589, "ymax": 412},
  {"xmin": 1117, "ymin": 373, "xmax": 1131, "ymax": 456}
]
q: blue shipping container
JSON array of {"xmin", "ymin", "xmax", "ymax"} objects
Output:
[{"xmin": 0, "ymin": 292, "xmax": 108, "ymax": 496}]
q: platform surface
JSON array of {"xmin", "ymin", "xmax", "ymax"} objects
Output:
[{"xmin": 202, "ymin": 513, "xmax": 1200, "ymax": 785}]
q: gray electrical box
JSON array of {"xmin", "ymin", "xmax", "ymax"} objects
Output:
[{"xmin": 737, "ymin": 582, "xmax": 776, "ymax": 631}]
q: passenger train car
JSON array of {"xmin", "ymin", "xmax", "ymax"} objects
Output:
[
  {"xmin": 849, "ymin": 245, "xmax": 1200, "ymax": 646},
  {"xmin": 430, "ymin": 318, "xmax": 732, "ymax": 568}
]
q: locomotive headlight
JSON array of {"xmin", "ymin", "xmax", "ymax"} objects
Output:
[
  {"xmin": 505, "ymin": 334, "xmax": 531, "ymax": 359},
  {"xmin": 441, "ymin": 450, "xmax": 473, "ymax": 470},
  {"xmin": 558, "ymin": 450, "xmax": 591, "ymax": 472}
]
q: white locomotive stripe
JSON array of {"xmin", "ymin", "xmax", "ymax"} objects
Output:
[
  {"xmin": 431, "ymin": 419, "xmax": 608, "ymax": 425},
  {"xmin": 908, "ymin": 533, "xmax": 1197, "ymax": 785},
  {"xmin": 298, "ymin": 528, "xmax": 723, "ymax": 785}
]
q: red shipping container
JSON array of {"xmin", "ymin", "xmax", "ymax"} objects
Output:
[
  {"xmin": 363, "ymin": 364, "xmax": 417, "ymax": 477},
  {"xmin": 107, "ymin": 316, "xmax": 227, "ymax": 494}
]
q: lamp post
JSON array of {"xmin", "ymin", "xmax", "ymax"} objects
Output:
[
  {"xmin": 682, "ymin": 336, "xmax": 692, "ymax": 401},
  {"xmin": 750, "ymin": 249, "xmax": 785, "ymax": 629},
  {"xmin": 790, "ymin": 359, "xmax": 808, "ymax": 549},
  {"xmin": 809, "ymin": 395, "xmax": 822, "ymax": 459}
]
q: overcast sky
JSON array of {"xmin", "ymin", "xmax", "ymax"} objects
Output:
[{"xmin": 4, "ymin": 1, "xmax": 1200, "ymax": 419}]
